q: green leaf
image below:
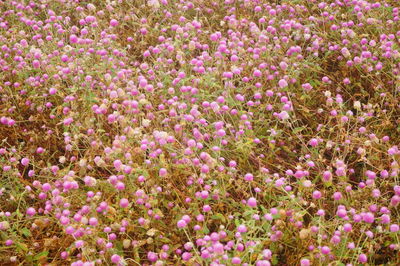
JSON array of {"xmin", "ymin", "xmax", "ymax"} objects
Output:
[
  {"xmin": 21, "ymin": 228, "xmax": 31, "ymax": 238},
  {"xmin": 243, "ymin": 210, "xmax": 254, "ymax": 217},
  {"xmin": 33, "ymin": 250, "xmax": 48, "ymax": 261},
  {"xmin": 211, "ymin": 213, "xmax": 226, "ymax": 223},
  {"xmin": 202, "ymin": 225, "xmax": 210, "ymax": 234},
  {"xmin": 272, "ymin": 214, "xmax": 281, "ymax": 219},
  {"xmin": 293, "ymin": 127, "xmax": 306, "ymax": 134},
  {"xmin": 262, "ymin": 222, "xmax": 271, "ymax": 231},
  {"xmin": 16, "ymin": 209, "xmax": 23, "ymax": 218},
  {"xmin": 114, "ymin": 241, "xmax": 124, "ymax": 254},
  {"xmin": 15, "ymin": 242, "xmax": 29, "ymax": 252},
  {"xmin": 271, "ymin": 255, "xmax": 279, "ymax": 265},
  {"xmin": 234, "ymin": 219, "xmax": 240, "ymax": 227}
]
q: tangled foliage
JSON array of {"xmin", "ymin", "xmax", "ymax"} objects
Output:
[{"xmin": 0, "ymin": 0, "xmax": 399, "ymax": 265}]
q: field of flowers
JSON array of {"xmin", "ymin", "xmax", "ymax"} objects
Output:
[{"xmin": 0, "ymin": 0, "xmax": 399, "ymax": 265}]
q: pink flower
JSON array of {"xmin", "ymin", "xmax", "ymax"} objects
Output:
[
  {"xmin": 110, "ymin": 19, "xmax": 119, "ymax": 27},
  {"xmin": 21, "ymin": 158, "xmax": 29, "ymax": 166},
  {"xmin": 26, "ymin": 207, "xmax": 36, "ymax": 216},
  {"xmin": 278, "ymin": 79, "xmax": 288, "ymax": 88},
  {"xmin": 120, "ymin": 198, "xmax": 129, "ymax": 208},
  {"xmin": 177, "ymin": 220, "xmax": 187, "ymax": 228},
  {"xmin": 247, "ymin": 197, "xmax": 257, "ymax": 207}
]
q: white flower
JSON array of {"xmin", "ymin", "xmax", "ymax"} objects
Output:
[
  {"xmin": 148, "ymin": 0, "xmax": 160, "ymax": 9},
  {"xmin": 279, "ymin": 111, "xmax": 290, "ymax": 120},
  {"xmin": 354, "ymin": 101, "xmax": 361, "ymax": 110}
]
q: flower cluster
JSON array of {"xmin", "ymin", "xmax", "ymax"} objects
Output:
[{"xmin": 0, "ymin": 0, "xmax": 399, "ymax": 265}]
